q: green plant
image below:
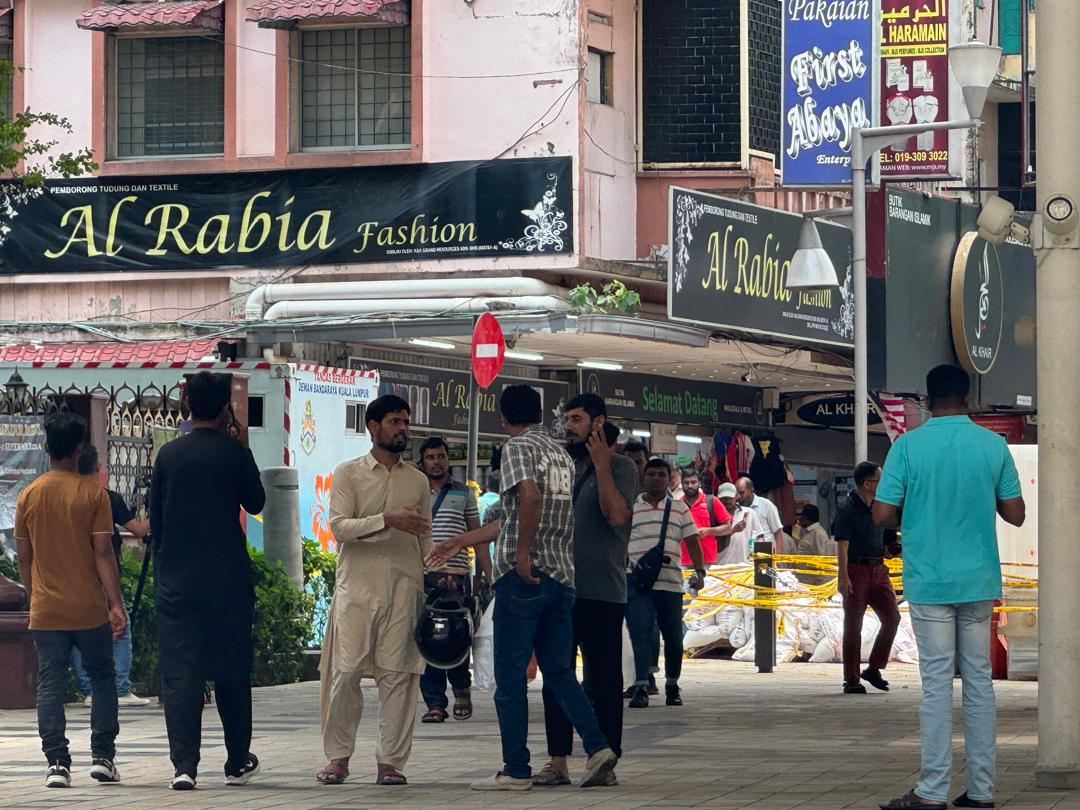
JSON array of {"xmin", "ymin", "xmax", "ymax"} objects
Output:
[
  {"xmin": 568, "ymin": 280, "xmax": 641, "ymax": 315},
  {"xmin": 120, "ymin": 550, "xmax": 159, "ymax": 695},
  {"xmin": 0, "ymin": 554, "xmax": 19, "ymax": 582},
  {"xmin": 302, "ymin": 538, "xmax": 337, "ymax": 648},
  {"xmin": 250, "ymin": 547, "xmax": 312, "ymax": 687}
]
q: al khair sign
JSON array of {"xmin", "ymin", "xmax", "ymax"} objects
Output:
[
  {"xmin": 781, "ymin": 0, "xmax": 877, "ymax": 186},
  {"xmin": 0, "ymin": 156, "xmax": 573, "ymax": 274}
]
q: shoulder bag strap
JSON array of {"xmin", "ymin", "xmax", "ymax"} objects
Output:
[
  {"xmin": 706, "ymin": 495, "xmax": 720, "ymax": 527},
  {"xmin": 572, "ymin": 463, "xmax": 596, "ymax": 504},
  {"xmin": 655, "ymin": 497, "xmax": 673, "ymax": 552},
  {"xmin": 431, "ymin": 483, "xmax": 452, "ymax": 519}
]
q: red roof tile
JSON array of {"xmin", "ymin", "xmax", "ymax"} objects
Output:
[
  {"xmin": 76, "ymin": 1, "xmax": 225, "ymax": 33},
  {"xmin": 0, "ymin": 340, "xmax": 225, "ymax": 364},
  {"xmin": 246, "ymin": 0, "xmax": 408, "ymax": 28}
]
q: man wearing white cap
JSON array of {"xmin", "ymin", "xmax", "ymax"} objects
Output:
[{"xmin": 714, "ymin": 483, "xmax": 752, "ymax": 566}]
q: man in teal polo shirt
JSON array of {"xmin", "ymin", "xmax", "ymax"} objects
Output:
[{"xmin": 872, "ymin": 365, "xmax": 1025, "ymax": 810}]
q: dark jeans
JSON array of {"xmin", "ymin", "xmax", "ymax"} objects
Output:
[
  {"xmin": 492, "ymin": 572, "xmax": 609, "ymax": 779},
  {"xmin": 626, "ymin": 584, "xmax": 684, "ymax": 686},
  {"xmin": 420, "ymin": 572, "xmax": 472, "ymax": 710},
  {"xmin": 843, "ymin": 563, "xmax": 901, "ymax": 683},
  {"xmin": 32, "ymin": 623, "xmax": 118, "ymax": 765},
  {"xmin": 157, "ymin": 587, "xmax": 254, "ymax": 777},
  {"xmin": 542, "ymin": 598, "xmax": 624, "ymax": 758}
]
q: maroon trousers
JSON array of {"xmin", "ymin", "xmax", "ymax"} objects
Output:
[{"xmin": 842, "ymin": 563, "xmax": 901, "ymax": 683}]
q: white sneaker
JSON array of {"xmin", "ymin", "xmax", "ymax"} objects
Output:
[
  {"xmin": 170, "ymin": 774, "xmax": 197, "ymax": 790},
  {"xmin": 82, "ymin": 694, "xmax": 92, "ymax": 708},
  {"xmin": 118, "ymin": 692, "xmax": 150, "ymax": 707},
  {"xmin": 90, "ymin": 758, "xmax": 121, "ymax": 784},
  {"xmin": 45, "ymin": 764, "xmax": 71, "ymax": 788},
  {"xmin": 471, "ymin": 771, "xmax": 533, "ymax": 791},
  {"xmin": 580, "ymin": 747, "xmax": 618, "ymax": 788}
]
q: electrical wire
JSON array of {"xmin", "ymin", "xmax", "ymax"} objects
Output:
[{"xmin": 199, "ymin": 34, "xmax": 582, "ymax": 81}]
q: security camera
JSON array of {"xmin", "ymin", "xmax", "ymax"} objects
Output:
[{"xmin": 977, "ymin": 196, "xmax": 1030, "ymax": 246}]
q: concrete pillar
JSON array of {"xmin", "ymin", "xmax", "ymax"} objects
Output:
[
  {"xmin": 1034, "ymin": 0, "xmax": 1080, "ymax": 789},
  {"xmin": 260, "ymin": 466, "xmax": 303, "ymax": 586}
]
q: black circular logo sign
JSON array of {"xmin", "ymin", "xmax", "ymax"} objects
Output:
[{"xmin": 950, "ymin": 232, "xmax": 1003, "ymax": 375}]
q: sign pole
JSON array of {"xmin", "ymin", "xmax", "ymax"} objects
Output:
[{"xmin": 466, "ymin": 374, "xmax": 481, "ymax": 489}]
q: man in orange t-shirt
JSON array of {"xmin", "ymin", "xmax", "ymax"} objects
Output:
[{"xmin": 15, "ymin": 412, "xmax": 126, "ymax": 789}]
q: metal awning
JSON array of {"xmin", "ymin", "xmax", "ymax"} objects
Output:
[
  {"xmin": 76, "ymin": 1, "xmax": 225, "ymax": 33},
  {"xmin": 245, "ymin": 0, "xmax": 408, "ymax": 29}
]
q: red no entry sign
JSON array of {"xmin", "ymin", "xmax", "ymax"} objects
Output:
[{"xmin": 471, "ymin": 313, "xmax": 505, "ymax": 389}]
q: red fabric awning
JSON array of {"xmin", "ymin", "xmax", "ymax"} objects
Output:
[
  {"xmin": 76, "ymin": 1, "xmax": 225, "ymax": 33},
  {"xmin": 245, "ymin": 0, "xmax": 408, "ymax": 29},
  {"xmin": 0, "ymin": 9, "xmax": 12, "ymax": 42}
]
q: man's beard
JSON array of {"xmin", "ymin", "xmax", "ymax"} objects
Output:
[
  {"xmin": 380, "ymin": 436, "xmax": 408, "ymax": 453},
  {"xmin": 566, "ymin": 438, "xmax": 589, "ymax": 459},
  {"xmin": 684, "ymin": 487, "xmax": 700, "ymax": 500}
]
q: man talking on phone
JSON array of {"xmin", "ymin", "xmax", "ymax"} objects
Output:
[{"xmin": 151, "ymin": 371, "xmax": 266, "ymax": 791}]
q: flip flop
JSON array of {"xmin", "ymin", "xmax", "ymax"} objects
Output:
[
  {"xmin": 421, "ymin": 707, "xmax": 449, "ymax": 723},
  {"xmin": 453, "ymin": 691, "xmax": 473, "ymax": 721},
  {"xmin": 532, "ymin": 764, "xmax": 571, "ymax": 787},
  {"xmin": 376, "ymin": 765, "xmax": 407, "ymax": 786},
  {"xmin": 316, "ymin": 762, "xmax": 349, "ymax": 785}
]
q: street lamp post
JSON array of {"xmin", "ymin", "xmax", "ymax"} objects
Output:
[{"xmin": 788, "ymin": 42, "xmax": 1002, "ymax": 465}]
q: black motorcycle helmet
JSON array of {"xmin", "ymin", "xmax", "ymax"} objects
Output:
[{"xmin": 415, "ymin": 590, "xmax": 474, "ymax": 669}]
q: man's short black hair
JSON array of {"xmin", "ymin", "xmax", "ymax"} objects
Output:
[
  {"xmin": 564, "ymin": 392, "xmax": 606, "ymax": 420},
  {"xmin": 644, "ymin": 457, "xmax": 671, "ymax": 475},
  {"xmin": 500, "ymin": 384, "xmax": 542, "ymax": 427},
  {"xmin": 623, "ymin": 440, "xmax": 648, "ymax": 456},
  {"xmin": 419, "ymin": 436, "xmax": 449, "ymax": 456},
  {"xmin": 682, "ymin": 468, "xmax": 700, "ymax": 481},
  {"xmin": 77, "ymin": 444, "xmax": 99, "ymax": 475},
  {"xmin": 366, "ymin": 394, "xmax": 411, "ymax": 427},
  {"xmin": 44, "ymin": 412, "xmax": 86, "ymax": 461},
  {"xmin": 854, "ymin": 461, "xmax": 880, "ymax": 486},
  {"xmin": 186, "ymin": 371, "xmax": 232, "ymax": 420},
  {"xmin": 926, "ymin": 364, "xmax": 970, "ymax": 409},
  {"xmin": 801, "ymin": 503, "xmax": 820, "ymax": 523}
]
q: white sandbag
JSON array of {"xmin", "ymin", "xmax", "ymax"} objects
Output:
[
  {"xmin": 684, "ymin": 625, "xmax": 724, "ymax": 651},
  {"xmin": 809, "ymin": 636, "xmax": 836, "ymax": 663}
]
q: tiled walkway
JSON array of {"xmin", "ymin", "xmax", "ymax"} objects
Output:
[{"xmin": 0, "ymin": 660, "xmax": 1071, "ymax": 809}]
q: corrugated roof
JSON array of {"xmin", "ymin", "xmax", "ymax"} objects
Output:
[
  {"xmin": 245, "ymin": 0, "xmax": 408, "ymax": 29},
  {"xmin": 0, "ymin": 339, "xmax": 224, "ymax": 364},
  {"xmin": 75, "ymin": 1, "xmax": 225, "ymax": 33}
]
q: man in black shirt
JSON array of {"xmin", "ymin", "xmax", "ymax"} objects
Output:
[
  {"xmin": 833, "ymin": 461, "xmax": 901, "ymax": 694},
  {"xmin": 150, "ymin": 371, "xmax": 266, "ymax": 790},
  {"xmin": 71, "ymin": 445, "xmax": 151, "ymax": 707}
]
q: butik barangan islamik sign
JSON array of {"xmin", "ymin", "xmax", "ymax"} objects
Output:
[{"xmin": 781, "ymin": 0, "xmax": 878, "ymax": 186}]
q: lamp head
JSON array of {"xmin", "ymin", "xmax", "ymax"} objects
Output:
[
  {"xmin": 948, "ymin": 41, "xmax": 1003, "ymax": 120},
  {"xmin": 787, "ymin": 218, "xmax": 839, "ymax": 290}
]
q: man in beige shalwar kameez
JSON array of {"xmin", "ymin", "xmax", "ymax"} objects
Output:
[{"xmin": 317, "ymin": 394, "xmax": 431, "ymax": 786}]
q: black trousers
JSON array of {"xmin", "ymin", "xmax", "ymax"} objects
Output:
[
  {"xmin": 541, "ymin": 597, "xmax": 624, "ymax": 758},
  {"xmin": 157, "ymin": 586, "xmax": 254, "ymax": 778}
]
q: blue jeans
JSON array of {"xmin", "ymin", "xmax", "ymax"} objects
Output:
[
  {"xmin": 492, "ymin": 572, "xmax": 609, "ymax": 778},
  {"xmin": 32, "ymin": 623, "xmax": 119, "ymax": 765},
  {"xmin": 909, "ymin": 601, "xmax": 996, "ymax": 803},
  {"xmin": 72, "ymin": 608, "xmax": 132, "ymax": 696}
]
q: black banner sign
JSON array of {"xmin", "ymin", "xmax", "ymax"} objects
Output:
[
  {"xmin": 668, "ymin": 187, "xmax": 854, "ymax": 348},
  {"xmin": 0, "ymin": 416, "xmax": 47, "ymax": 531},
  {"xmin": 0, "ymin": 156, "xmax": 573, "ymax": 274},
  {"xmin": 348, "ymin": 357, "xmax": 569, "ymax": 437},
  {"xmin": 580, "ymin": 370, "xmax": 771, "ymax": 429},
  {"xmin": 791, "ymin": 393, "xmax": 882, "ymax": 429}
]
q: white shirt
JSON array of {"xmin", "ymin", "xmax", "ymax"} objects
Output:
[{"xmin": 715, "ymin": 504, "xmax": 755, "ymax": 566}]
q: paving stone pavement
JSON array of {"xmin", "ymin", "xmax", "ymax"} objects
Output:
[{"xmin": 0, "ymin": 660, "xmax": 1072, "ymax": 810}]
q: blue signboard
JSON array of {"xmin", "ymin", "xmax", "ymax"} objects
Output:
[{"xmin": 781, "ymin": 1, "xmax": 876, "ymax": 186}]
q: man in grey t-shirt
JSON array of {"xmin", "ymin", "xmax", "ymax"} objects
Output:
[{"xmin": 535, "ymin": 393, "xmax": 638, "ymax": 787}]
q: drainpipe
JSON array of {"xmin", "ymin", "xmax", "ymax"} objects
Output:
[
  {"xmin": 262, "ymin": 296, "xmax": 570, "ymax": 320},
  {"xmin": 244, "ymin": 277, "xmax": 567, "ymax": 320}
]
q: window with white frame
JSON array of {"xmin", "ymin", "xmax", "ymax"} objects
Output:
[
  {"xmin": 112, "ymin": 35, "xmax": 225, "ymax": 158},
  {"xmin": 299, "ymin": 26, "xmax": 411, "ymax": 150},
  {"xmin": 586, "ymin": 48, "xmax": 613, "ymax": 106},
  {"xmin": 345, "ymin": 401, "xmax": 367, "ymax": 434}
]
